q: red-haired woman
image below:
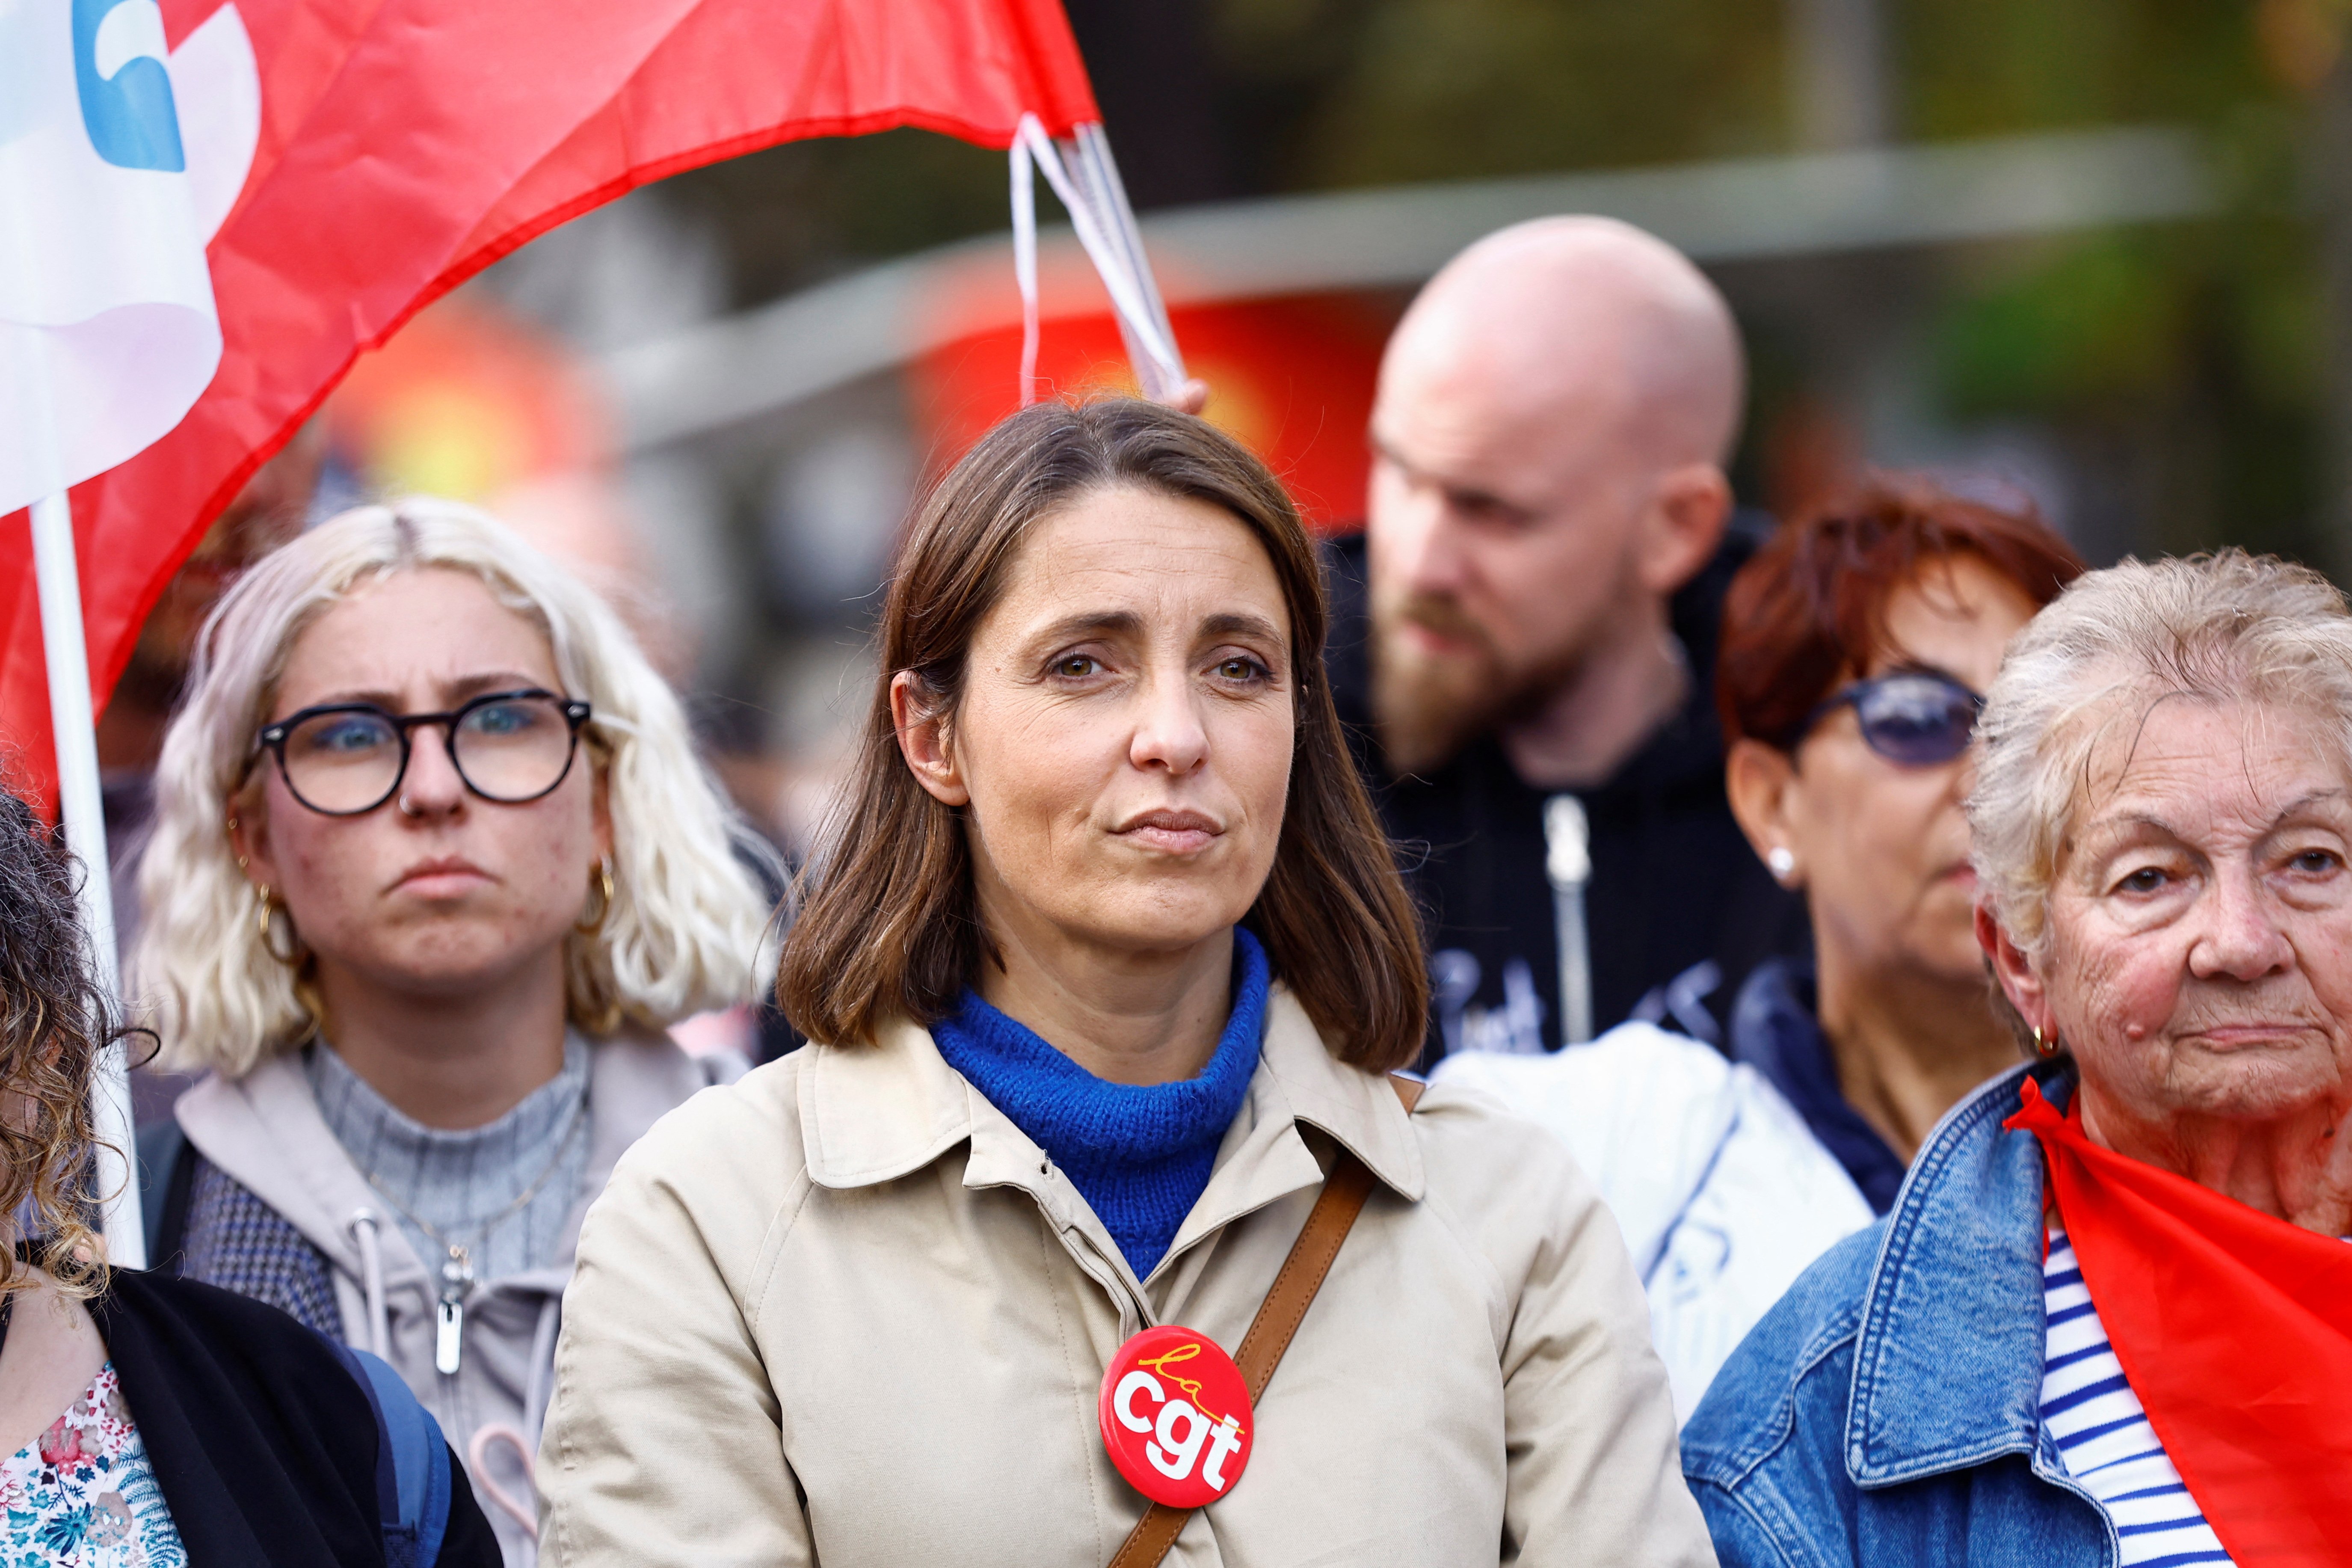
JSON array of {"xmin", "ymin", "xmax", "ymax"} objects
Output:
[
  {"xmin": 1440, "ymin": 476, "xmax": 2083, "ymax": 1416},
  {"xmin": 536, "ymin": 400, "xmax": 1711, "ymax": 1565}
]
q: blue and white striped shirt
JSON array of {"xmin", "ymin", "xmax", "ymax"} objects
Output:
[{"xmin": 2040, "ymin": 1230, "xmax": 2233, "ymax": 1567}]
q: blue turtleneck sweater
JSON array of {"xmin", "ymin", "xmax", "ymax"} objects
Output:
[{"xmin": 930, "ymin": 927, "xmax": 1269, "ymax": 1280}]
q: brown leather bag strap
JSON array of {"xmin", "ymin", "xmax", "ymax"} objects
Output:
[
  {"xmin": 1106, "ymin": 1074, "xmax": 1422, "ymax": 1568},
  {"xmin": 1106, "ymin": 1498, "xmax": 1194, "ymax": 1568}
]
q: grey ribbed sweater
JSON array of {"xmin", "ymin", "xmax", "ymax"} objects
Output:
[{"xmin": 305, "ymin": 1037, "xmax": 590, "ymax": 1282}]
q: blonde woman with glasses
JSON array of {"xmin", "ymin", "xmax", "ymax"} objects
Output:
[{"xmin": 130, "ymin": 498, "xmax": 773, "ymax": 1565}]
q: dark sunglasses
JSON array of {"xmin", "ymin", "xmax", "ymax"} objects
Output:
[
  {"xmin": 1802, "ymin": 670, "xmax": 1984, "ymax": 767},
  {"xmin": 253, "ymin": 688, "xmax": 593, "ymax": 817}
]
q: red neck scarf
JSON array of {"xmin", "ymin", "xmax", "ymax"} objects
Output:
[{"xmin": 2006, "ymin": 1076, "xmax": 2352, "ymax": 1564}]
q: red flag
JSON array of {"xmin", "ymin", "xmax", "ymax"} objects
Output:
[
  {"xmin": 2006, "ymin": 1078, "xmax": 2352, "ymax": 1563},
  {"xmin": 0, "ymin": 0, "xmax": 1099, "ymax": 809}
]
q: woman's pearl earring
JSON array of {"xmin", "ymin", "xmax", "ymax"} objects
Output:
[{"xmin": 1766, "ymin": 846, "xmax": 1796, "ymax": 883}]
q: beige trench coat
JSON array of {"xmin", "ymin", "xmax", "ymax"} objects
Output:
[{"xmin": 537, "ymin": 987, "xmax": 1715, "ymax": 1567}]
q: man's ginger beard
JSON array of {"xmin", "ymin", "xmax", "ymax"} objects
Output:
[{"xmin": 1372, "ymin": 588, "xmax": 1584, "ymax": 777}]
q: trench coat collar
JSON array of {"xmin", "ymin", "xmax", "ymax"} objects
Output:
[{"xmin": 799, "ymin": 981, "xmax": 1428, "ymax": 1208}]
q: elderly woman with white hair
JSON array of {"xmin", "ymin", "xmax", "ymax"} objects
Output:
[
  {"xmin": 1683, "ymin": 549, "xmax": 2352, "ymax": 1567},
  {"xmin": 131, "ymin": 499, "xmax": 773, "ymax": 1564}
]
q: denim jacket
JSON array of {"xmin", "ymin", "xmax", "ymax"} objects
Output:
[{"xmin": 1680, "ymin": 1061, "xmax": 2126, "ymax": 1567}]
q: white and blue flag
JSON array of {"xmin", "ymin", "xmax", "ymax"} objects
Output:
[{"xmin": 0, "ymin": 0, "xmax": 257, "ymax": 512}]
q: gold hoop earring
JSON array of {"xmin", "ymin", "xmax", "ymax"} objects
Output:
[
  {"xmin": 255, "ymin": 886, "xmax": 305, "ymax": 967},
  {"xmin": 576, "ymin": 991, "xmax": 625, "ymax": 1037},
  {"xmin": 2032, "ymin": 1026, "xmax": 2062, "ymax": 1059},
  {"xmin": 575, "ymin": 857, "xmax": 615, "ymax": 935}
]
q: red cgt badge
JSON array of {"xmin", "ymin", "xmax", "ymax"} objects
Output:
[{"xmin": 1098, "ymin": 1325, "xmax": 1254, "ymax": 1509}]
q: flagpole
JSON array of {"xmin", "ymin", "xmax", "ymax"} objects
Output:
[
  {"xmin": 1010, "ymin": 118, "xmax": 1188, "ymax": 405},
  {"xmin": 30, "ymin": 490, "xmax": 145, "ymax": 1270}
]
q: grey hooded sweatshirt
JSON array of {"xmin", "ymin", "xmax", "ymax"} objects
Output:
[{"xmin": 169, "ymin": 1031, "xmax": 742, "ymax": 1565}]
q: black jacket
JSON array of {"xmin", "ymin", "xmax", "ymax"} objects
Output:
[
  {"xmin": 73, "ymin": 1268, "xmax": 500, "ymax": 1567},
  {"xmin": 1323, "ymin": 522, "xmax": 1810, "ymax": 1064}
]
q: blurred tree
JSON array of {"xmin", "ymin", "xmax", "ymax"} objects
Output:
[
  {"xmin": 657, "ymin": 0, "xmax": 1244, "ymax": 309},
  {"xmin": 1899, "ymin": 0, "xmax": 2329, "ymax": 563},
  {"xmin": 1789, "ymin": 0, "xmax": 1893, "ymax": 147},
  {"xmin": 1221, "ymin": 0, "xmax": 1786, "ymax": 187},
  {"xmin": 1931, "ymin": 217, "xmax": 2324, "ymax": 560},
  {"xmin": 1063, "ymin": 0, "xmax": 1242, "ymax": 205},
  {"xmin": 647, "ymin": 0, "xmax": 2350, "ymax": 568},
  {"xmin": 2311, "ymin": 0, "xmax": 2352, "ymax": 581},
  {"xmin": 1905, "ymin": 0, "xmax": 2270, "ymax": 136},
  {"xmin": 660, "ymin": 130, "xmax": 1006, "ymax": 308}
]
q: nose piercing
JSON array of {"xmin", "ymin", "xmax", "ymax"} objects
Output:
[{"xmin": 397, "ymin": 794, "xmax": 424, "ymax": 818}]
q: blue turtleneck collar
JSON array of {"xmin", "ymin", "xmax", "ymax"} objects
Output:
[{"xmin": 930, "ymin": 927, "xmax": 1270, "ymax": 1279}]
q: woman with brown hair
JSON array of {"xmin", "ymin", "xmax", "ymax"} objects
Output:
[{"xmin": 536, "ymin": 399, "xmax": 1707, "ymax": 1566}]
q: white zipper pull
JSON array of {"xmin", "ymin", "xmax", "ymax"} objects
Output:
[
  {"xmin": 435, "ymin": 1247, "xmax": 473, "ymax": 1375},
  {"xmin": 1544, "ymin": 793, "xmax": 1594, "ymax": 1047}
]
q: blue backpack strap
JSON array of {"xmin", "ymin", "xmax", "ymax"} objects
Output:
[{"xmin": 330, "ymin": 1343, "xmax": 453, "ymax": 1568}]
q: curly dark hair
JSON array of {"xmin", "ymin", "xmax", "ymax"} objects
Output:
[{"xmin": 0, "ymin": 786, "xmax": 117, "ymax": 1300}]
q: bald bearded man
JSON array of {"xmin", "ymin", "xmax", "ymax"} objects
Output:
[{"xmin": 1326, "ymin": 217, "xmax": 1807, "ymax": 1062}]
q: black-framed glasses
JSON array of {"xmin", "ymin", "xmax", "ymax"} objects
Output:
[
  {"xmin": 255, "ymin": 689, "xmax": 592, "ymax": 816},
  {"xmin": 1803, "ymin": 670, "xmax": 1984, "ymax": 767}
]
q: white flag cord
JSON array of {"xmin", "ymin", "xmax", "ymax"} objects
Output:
[
  {"xmin": 1010, "ymin": 114, "xmax": 1186, "ymax": 406},
  {"xmin": 30, "ymin": 489, "xmax": 145, "ymax": 1269}
]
